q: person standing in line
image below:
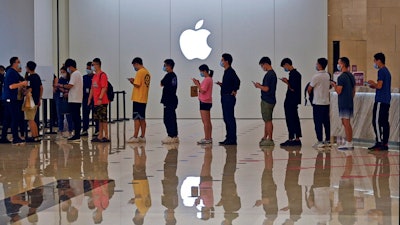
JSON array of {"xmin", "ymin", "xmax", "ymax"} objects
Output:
[
  {"xmin": 82, "ymin": 61, "xmax": 98, "ymax": 137},
  {"xmin": 63, "ymin": 58, "xmax": 83, "ymax": 142},
  {"xmin": 55, "ymin": 67, "xmax": 74, "ymax": 138},
  {"xmin": 280, "ymin": 58, "xmax": 302, "ymax": 146},
  {"xmin": 308, "ymin": 58, "xmax": 331, "ymax": 148},
  {"xmin": 331, "ymin": 57, "xmax": 356, "ymax": 150},
  {"xmin": 254, "ymin": 56, "xmax": 277, "ymax": 146},
  {"xmin": 367, "ymin": 53, "xmax": 391, "ymax": 151},
  {"xmin": 216, "ymin": 53, "xmax": 240, "ymax": 146},
  {"xmin": 24, "ymin": 61, "xmax": 43, "ymax": 142},
  {"xmin": 192, "ymin": 64, "xmax": 213, "ymax": 144},
  {"xmin": 88, "ymin": 58, "xmax": 110, "ymax": 142},
  {"xmin": 161, "ymin": 59, "xmax": 179, "ymax": 144},
  {"xmin": 127, "ymin": 57, "xmax": 151, "ymax": 143},
  {"xmin": 0, "ymin": 65, "xmax": 5, "ymax": 128},
  {"xmin": 0, "ymin": 57, "xmax": 28, "ymax": 145}
]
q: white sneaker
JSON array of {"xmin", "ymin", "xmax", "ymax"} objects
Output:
[
  {"xmin": 138, "ymin": 137, "xmax": 146, "ymax": 143},
  {"xmin": 173, "ymin": 137, "xmax": 180, "ymax": 143},
  {"xmin": 127, "ymin": 136, "xmax": 140, "ymax": 143},
  {"xmin": 313, "ymin": 141, "xmax": 325, "ymax": 148},
  {"xmin": 338, "ymin": 141, "xmax": 354, "ymax": 150},
  {"xmin": 162, "ymin": 136, "xmax": 174, "ymax": 144},
  {"xmin": 197, "ymin": 138, "xmax": 212, "ymax": 144}
]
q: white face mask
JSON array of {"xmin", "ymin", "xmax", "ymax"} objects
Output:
[{"xmin": 60, "ymin": 73, "xmax": 67, "ymax": 78}]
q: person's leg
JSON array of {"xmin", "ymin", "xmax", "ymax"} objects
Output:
[
  {"xmin": 224, "ymin": 96, "xmax": 236, "ymax": 142},
  {"xmin": 163, "ymin": 105, "xmax": 172, "ymax": 137},
  {"xmin": 70, "ymin": 103, "xmax": 81, "ymax": 138},
  {"xmin": 200, "ymin": 110, "xmax": 212, "ymax": 140},
  {"xmin": 293, "ymin": 105, "xmax": 302, "ymax": 140},
  {"xmin": 1, "ymin": 102, "xmax": 11, "ymax": 140},
  {"xmin": 66, "ymin": 113, "xmax": 74, "ymax": 133},
  {"xmin": 379, "ymin": 103, "xmax": 390, "ymax": 146},
  {"xmin": 28, "ymin": 120, "xmax": 38, "ymax": 137},
  {"xmin": 341, "ymin": 118, "xmax": 353, "ymax": 142},
  {"xmin": 55, "ymin": 99, "xmax": 64, "ymax": 132},
  {"xmin": 139, "ymin": 119, "xmax": 146, "ymax": 138},
  {"xmin": 133, "ymin": 120, "xmax": 140, "ymax": 137},
  {"xmin": 372, "ymin": 102, "xmax": 380, "ymax": 144},
  {"xmin": 82, "ymin": 101, "xmax": 90, "ymax": 132},
  {"xmin": 284, "ymin": 102, "xmax": 294, "ymax": 140},
  {"xmin": 313, "ymin": 105, "xmax": 323, "ymax": 142},
  {"xmin": 221, "ymin": 96, "xmax": 229, "ymax": 140},
  {"xmin": 323, "ymin": 105, "xmax": 331, "ymax": 142},
  {"xmin": 10, "ymin": 102, "xmax": 20, "ymax": 141},
  {"xmin": 266, "ymin": 120, "xmax": 273, "ymax": 140},
  {"xmin": 17, "ymin": 101, "xmax": 26, "ymax": 138},
  {"xmin": 171, "ymin": 105, "xmax": 178, "ymax": 137}
]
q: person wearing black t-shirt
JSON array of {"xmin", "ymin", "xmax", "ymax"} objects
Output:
[
  {"xmin": 280, "ymin": 58, "xmax": 302, "ymax": 146},
  {"xmin": 0, "ymin": 65, "xmax": 5, "ymax": 127},
  {"xmin": 216, "ymin": 53, "xmax": 240, "ymax": 145},
  {"xmin": 161, "ymin": 59, "xmax": 179, "ymax": 144}
]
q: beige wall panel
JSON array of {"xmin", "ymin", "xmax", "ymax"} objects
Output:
[
  {"xmin": 367, "ymin": 25, "xmax": 396, "ymax": 52},
  {"xmin": 381, "ymin": 7, "xmax": 400, "ymax": 25},
  {"xmin": 367, "ymin": 0, "xmax": 400, "ymax": 8},
  {"xmin": 367, "ymin": 7, "xmax": 382, "ymax": 25}
]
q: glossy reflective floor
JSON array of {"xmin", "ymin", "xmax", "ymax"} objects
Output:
[{"xmin": 0, "ymin": 119, "xmax": 398, "ymax": 225}]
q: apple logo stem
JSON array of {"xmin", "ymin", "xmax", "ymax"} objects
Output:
[{"xmin": 179, "ymin": 20, "xmax": 212, "ymax": 60}]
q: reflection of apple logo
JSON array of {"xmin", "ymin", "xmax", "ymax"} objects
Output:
[{"xmin": 179, "ymin": 20, "xmax": 212, "ymax": 60}]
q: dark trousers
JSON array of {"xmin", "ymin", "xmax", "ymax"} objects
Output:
[
  {"xmin": 17, "ymin": 100, "xmax": 27, "ymax": 138},
  {"xmin": 163, "ymin": 104, "xmax": 178, "ymax": 137},
  {"xmin": 82, "ymin": 101, "xmax": 98, "ymax": 132},
  {"xmin": 372, "ymin": 102, "xmax": 390, "ymax": 145},
  {"xmin": 1, "ymin": 101, "xmax": 21, "ymax": 140},
  {"xmin": 312, "ymin": 105, "xmax": 330, "ymax": 142},
  {"xmin": 284, "ymin": 101, "xmax": 302, "ymax": 140},
  {"xmin": 69, "ymin": 103, "xmax": 81, "ymax": 138},
  {"xmin": 221, "ymin": 95, "xmax": 237, "ymax": 142}
]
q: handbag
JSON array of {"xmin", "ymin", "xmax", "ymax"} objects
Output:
[{"xmin": 190, "ymin": 86, "xmax": 198, "ymax": 97}]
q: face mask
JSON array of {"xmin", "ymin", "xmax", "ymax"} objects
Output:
[
  {"xmin": 220, "ymin": 61, "xmax": 224, "ymax": 67},
  {"xmin": 91, "ymin": 66, "xmax": 95, "ymax": 72},
  {"xmin": 336, "ymin": 64, "xmax": 341, "ymax": 71},
  {"xmin": 315, "ymin": 66, "xmax": 319, "ymax": 71},
  {"xmin": 200, "ymin": 72, "xmax": 205, "ymax": 77},
  {"xmin": 67, "ymin": 68, "xmax": 71, "ymax": 74},
  {"xmin": 373, "ymin": 63, "xmax": 379, "ymax": 69},
  {"xmin": 60, "ymin": 73, "xmax": 66, "ymax": 78},
  {"xmin": 86, "ymin": 69, "xmax": 92, "ymax": 74},
  {"xmin": 162, "ymin": 66, "xmax": 167, "ymax": 72},
  {"xmin": 284, "ymin": 68, "xmax": 289, "ymax": 72},
  {"xmin": 134, "ymin": 67, "xmax": 138, "ymax": 72},
  {"xmin": 18, "ymin": 64, "xmax": 21, "ymax": 69}
]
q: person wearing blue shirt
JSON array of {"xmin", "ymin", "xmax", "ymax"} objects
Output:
[
  {"xmin": 217, "ymin": 53, "xmax": 240, "ymax": 146},
  {"xmin": 0, "ymin": 65, "xmax": 5, "ymax": 127},
  {"xmin": 367, "ymin": 53, "xmax": 392, "ymax": 151},
  {"xmin": 82, "ymin": 61, "xmax": 98, "ymax": 136},
  {"xmin": 0, "ymin": 57, "xmax": 28, "ymax": 145}
]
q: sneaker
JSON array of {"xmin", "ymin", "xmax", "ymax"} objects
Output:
[
  {"xmin": 338, "ymin": 141, "xmax": 354, "ymax": 150},
  {"xmin": 197, "ymin": 138, "xmax": 212, "ymax": 144},
  {"xmin": 0, "ymin": 138, "xmax": 11, "ymax": 144},
  {"xmin": 324, "ymin": 140, "xmax": 332, "ymax": 147},
  {"xmin": 67, "ymin": 136, "xmax": 81, "ymax": 142},
  {"xmin": 91, "ymin": 137, "xmax": 102, "ymax": 142},
  {"xmin": 219, "ymin": 140, "xmax": 227, "ymax": 145},
  {"xmin": 127, "ymin": 136, "xmax": 140, "ymax": 143},
  {"xmin": 25, "ymin": 137, "xmax": 41, "ymax": 143},
  {"xmin": 313, "ymin": 141, "xmax": 325, "ymax": 148},
  {"xmin": 368, "ymin": 142, "xmax": 382, "ymax": 150},
  {"xmin": 162, "ymin": 136, "xmax": 175, "ymax": 144},
  {"xmin": 259, "ymin": 138, "xmax": 274, "ymax": 146},
  {"xmin": 101, "ymin": 138, "xmax": 111, "ymax": 143},
  {"xmin": 173, "ymin": 137, "xmax": 180, "ymax": 143},
  {"xmin": 81, "ymin": 130, "xmax": 88, "ymax": 136},
  {"xmin": 280, "ymin": 140, "xmax": 293, "ymax": 147},
  {"xmin": 12, "ymin": 138, "xmax": 25, "ymax": 145},
  {"xmin": 292, "ymin": 140, "xmax": 302, "ymax": 146},
  {"xmin": 63, "ymin": 132, "xmax": 72, "ymax": 138},
  {"xmin": 138, "ymin": 137, "xmax": 146, "ymax": 143}
]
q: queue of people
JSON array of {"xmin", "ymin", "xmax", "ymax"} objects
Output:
[{"xmin": 0, "ymin": 52, "xmax": 392, "ymax": 151}]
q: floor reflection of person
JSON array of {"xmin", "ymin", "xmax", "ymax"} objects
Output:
[
  {"xmin": 335, "ymin": 151, "xmax": 356, "ymax": 225},
  {"xmin": 368, "ymin": 152, "xmax": 392, "ymax": 225},
  {"xmin": 216, "ymin": 145, "xmax": 241, "ymax": 225},
  {"xmin": 254, "ymin": 146, "xmax": 277, "ymax": 225},
  {"xmin": 130, "ymin": 143, "xmax": 152, "ymax": 225},
  {"xmin": 161, "ymin": 143, "xmax": 179, "ymax": 225},
  {"xmin": 306, "ymin": 151, "xmax": 332, "ymax": 224},
  {"xmin": 195, "ymin": 144, "xmax": 214, "ymax": 221},
  {"xmin": 280, "ymin": 146, "xmax": 303, "ymax": 224}
]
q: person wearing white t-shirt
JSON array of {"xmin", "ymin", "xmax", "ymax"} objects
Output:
[
  {"xmin": 63, "ymin": 58, "xmax": 83, "ymax": 141},
  {"xmin": 308, "ymin": 58, "xmax": 331, "ymax": 148}
]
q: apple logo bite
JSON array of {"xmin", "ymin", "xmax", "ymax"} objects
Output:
[{"xmin": 179, "ymin": 20, "xmax": 212, "ymax": 60}]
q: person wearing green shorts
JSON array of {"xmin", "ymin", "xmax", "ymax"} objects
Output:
[{"xmin": 254, "ymin": 57, "xmax": 277, "ymax": 146}]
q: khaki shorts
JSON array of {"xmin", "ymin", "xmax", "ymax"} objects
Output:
[
  {"xmin": 261, "ymin": 100, "xmax": 275, "ymax": 122},
  {"xmin": 24, "ymin": 106, "xmax": 38, "ymax": 121}
]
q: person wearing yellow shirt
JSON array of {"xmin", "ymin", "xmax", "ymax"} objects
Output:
[{"xmin": 128, "ymin": 57, "xmax": 151, "ymax": 143}]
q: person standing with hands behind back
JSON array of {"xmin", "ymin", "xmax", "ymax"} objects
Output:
[
  {"xmin": 161, "ymin": 59, "xmax": 179, "ymax": 144},
  {"xmin": 254, "ymin": 56, "xmax": 277, "ymax": 146},
  {"xmin": 88, "ymin": 58, "xmax": 110, "ymax": 143},
  {"xmin": 216, "ymin": 53, "xmax": 240, "ymax": 146},
  {"xmin": 192, "ymin": 64, "xmax": 213, "ymax": 145}
]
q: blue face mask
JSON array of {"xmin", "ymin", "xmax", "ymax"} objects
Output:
[
  {"xmin": 200, "ymin": 72, "xmax": 205, "ymax": 77},
  {"xmin": 284, "ymin": 68, "xmax": 289, "ymax": 72},
  {"xmin": 373, "ymin": 63, "xmax": 379, "ymax": 69},
  {"xmin": 134, "ymin": 67, "xmax": 138, "ymax": 72},
  {"xmin": 91, "ymin": 66, "xmax": 95, "ymax": 71},
  {"xmin": 220, "ymin": 61, "xmax": 224, "ymax": 67},
  {"xmin": 67, "ymin": 68, "xmax": 71, "ymax": 74},
  {"xmin": 162, "ymin": 66, "xmax": 167, "ymax": 72},
  {"xmin": 315, "ymin": 65, "xmax": 319, "ymax": 71},
  {"xmin": 336, "ymin": 64, "xmax": 341, "ymax": 71},
  {"xmin": 86, "ymin": 69, "xmax": 92, "ymax": 74}
]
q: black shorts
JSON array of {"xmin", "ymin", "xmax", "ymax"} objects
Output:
[
  {"xmin": 94, "ymin": 104, "xmax": 108, "ymax": 122},
  {"xmin": 199, "ymin": 101, "xmax": 212, "ymax": 111},
  {"xmin": 132, "ymin": 102, "xmax": 147, "ymax": 120}
]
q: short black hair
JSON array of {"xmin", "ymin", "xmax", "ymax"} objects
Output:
[
  {"xmin": 259, "ymin": 57, "xmax": 271, "ymax": 65},
  {"xmin": 374, "ymin": 52, "xmax": 385, "ymax": 64},
  {"xmin": 317, "ymin": 58, "xmax": 328, "ymax": 69},
  {"xmin": 26, "ymin": 61, "xmax": 37, "ymax": 71},
  {"xmin": 93, "ymin": 58, "xmax": 102, "ymax": 66},
  {"xmin": 199, "ymin": 64, "xmax": 214, "ymax": 77},
  {"xmin": 280, "ymin": 58, "xmax": 292, "ymax": 67},
  {"xmin": 132, "ymin": 57, "xmax": 143, "ymax": 65},
  {"xmin": 164, "ymin": 59, "xmax": 175, "ymax": 69},
  {"xmin": 86, "ymin": 61, "xmax": 92, "ymax": 67},
  {"xmin": 64, "ymin": 58, "xmax": 77, "ymax": 68},
  {"xmin": 0, "ymin": 65, "xmax": 5, "ymax": 70},
  {"xmin": 222, "ymin": 53, "xmax": 233, "ymax": 65},
  {"xmin": 339, "ymin": 57, "xmax": 350, "ymax": 68},
  {"xmin": 9, "ymin": 56, "xmax": 19, "ymax": 66}
]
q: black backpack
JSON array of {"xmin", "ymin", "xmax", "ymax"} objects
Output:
[
  {"xmin": 100, "ymin": 72, "xmax": 115, "ymax": 102},
  {"xmin": 304, "ymin": 82, "xmax": 314, "ymax": 106}
]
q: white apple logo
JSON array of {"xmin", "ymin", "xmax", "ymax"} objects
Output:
[{"xmin": 179, "ymin": 20, "xmax": 212, "ymax": 60}]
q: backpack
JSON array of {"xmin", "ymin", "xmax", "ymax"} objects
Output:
[
  {"xmin": 304, "ymin": 82, "xmax": 313, "ymax": 106},
  {"xmin": 100, "ymin": 72, "xmax": 115, "ymax": 102}
]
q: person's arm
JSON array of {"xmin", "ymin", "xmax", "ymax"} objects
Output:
[
  {"xmin": 307, "ymin": 85, "xmax": 313, "ymax": 94},
  {"xmin": 88, "ymin": 88, "xmax": 93, "ymax": 105},
  {"xmin": 332, "ymin": 82, "xmax": 343, "ymax": 95},
  {"xmin": 367, "ymin": 80, "xmax": 383, "ymax": 89},
  {"xmin": 255, "ymin": 82, "xmax": 270, "ymax": 92},
  {"xmin": 9, "ymin": 80, "xmax": 28, "ymax": 89},
  {"xmin": 38, "ymin": 85, "xmax": 43, "ymax": 106},
  {"xmin": 98, "ymin": 73, "xmax": 108, "ymax": 104}
]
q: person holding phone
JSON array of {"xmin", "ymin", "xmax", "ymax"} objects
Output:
[
  {"xmin": 192, "ymin": 64, "xmax": 214, "ymax": 144},
  {"xmin": 253, "ymin": 57, "xmax": 277, "ymax": 146}
]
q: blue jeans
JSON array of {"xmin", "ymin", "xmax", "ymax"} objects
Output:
[
  {"xmin": 55, "ymin": 98, "xmax": 73, "ymax": 132},
  {"xmin": 221, "ymin": 95, "xmax": 237, "ymax": 142}
]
